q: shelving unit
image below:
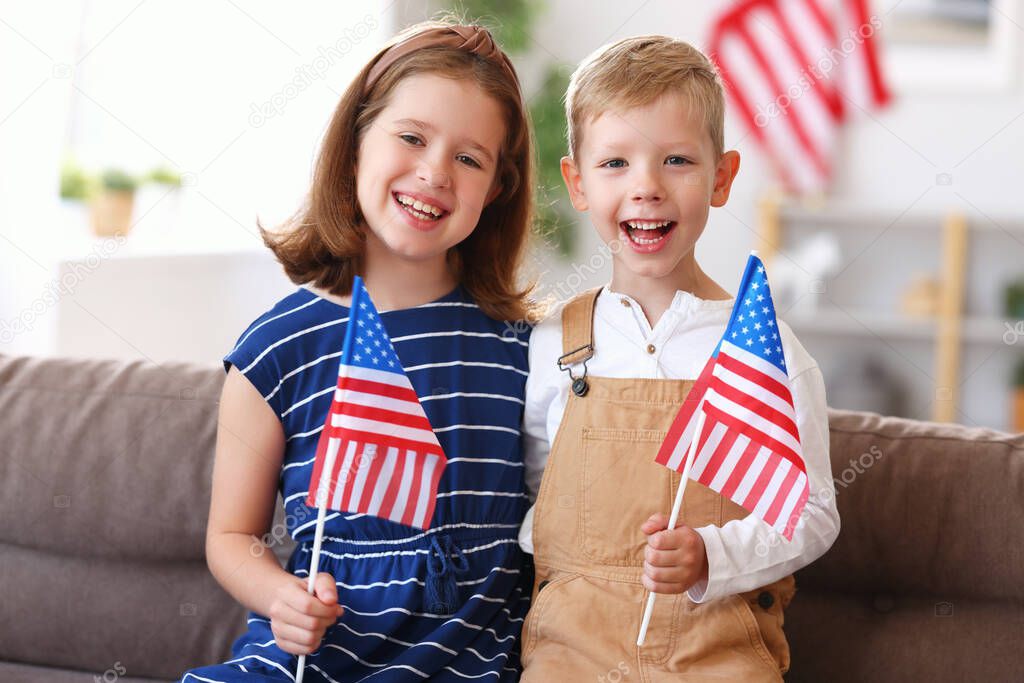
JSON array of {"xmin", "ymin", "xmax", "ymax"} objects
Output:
[{"xmin": 757, "ymin": 192, "xmax": 1020, "ymax": 426}]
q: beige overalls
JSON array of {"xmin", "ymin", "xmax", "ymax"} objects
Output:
[{"xmin": 521, "ymin": 289, "xmax": 795, "ymax": 682}]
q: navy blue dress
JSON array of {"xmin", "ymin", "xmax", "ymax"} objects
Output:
[{"xmin": 180, "ymin": 285, "xmax": 532, "ymax": 682}]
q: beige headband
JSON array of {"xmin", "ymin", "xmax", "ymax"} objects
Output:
[{"xmin": 363, "ymin": 24, "xmax": 521, "ymax": 96}]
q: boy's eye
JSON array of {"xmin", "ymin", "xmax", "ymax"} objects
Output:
[
  {"xmin": 666, "ymin": 155, "xmax": 692, "ymax": 166},
  {"xmin": 456, "ymin": 154, "xmax": 482, "ymax": 169},
  {"xmin": 399, "ymin": 133, "xmax": 423, "ymax": 145},
  {"xmin": 601, "ymin": 159, "xmax": 626, "ymax": 169}
]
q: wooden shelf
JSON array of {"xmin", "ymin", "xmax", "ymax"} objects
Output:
[
  {"xmin": 784, "ymin": 309, "xmax": 1012, "ymax": 346},
  {"xmin": 775, "ymin": 197, "xmax": 1024, "ymax": 234},
  {"xmin": 757, "ymin": 193, "xmax": 1007, "ymax": 424}
]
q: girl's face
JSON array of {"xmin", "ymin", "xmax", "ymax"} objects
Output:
[{"xmin": 355, "ymin": 73, "xmax": 507, "ymax": 272}]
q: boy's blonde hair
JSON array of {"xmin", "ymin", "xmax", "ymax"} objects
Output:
[{"xmin": 566, "ymin": 35, "xmax": 726, "ymax": 160}]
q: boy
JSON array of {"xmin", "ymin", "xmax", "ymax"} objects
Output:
[{"xmin": 518, "ymin": 36, "xmax": 839, "ymax": 681}]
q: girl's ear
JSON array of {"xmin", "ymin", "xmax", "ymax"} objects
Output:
[{"xmin": 485, "ymin": 180, "xmax": 503, "ymax": 205}]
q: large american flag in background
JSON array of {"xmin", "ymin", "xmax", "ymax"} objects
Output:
[
  {"xmin": 655, "ymin": 253, "xmax": 808, "ymax": 540},
  {"xmin": 305, "ymin": 276, "xmax": 446, "ymax": 529},
  {"xmin": 707, "ymin": 0, "xmax": 892, "ymax": 195}
]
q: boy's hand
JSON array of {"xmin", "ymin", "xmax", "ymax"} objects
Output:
[
  {"xmin": 269, "ymin": 572, "xmax": 344, "ymax": 655},
  {"xmin": 640, "ymin": 513, "xmax": 708, "ymax": 595}
]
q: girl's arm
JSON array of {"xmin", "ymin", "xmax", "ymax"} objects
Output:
[
  {"xmin": 205, "ymin": 365, "xmax": 292, "ymax": 615},
  {"xmin": 205, "ymin": 367, "xmax": 341, "ymax": 654}
]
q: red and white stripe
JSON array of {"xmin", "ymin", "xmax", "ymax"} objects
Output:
[
  {"xmin": 306, "ymin": 365, "xmax": 445, "ymax": 529},
  {"xmin": 707, "ymin": 0, "xmax": 891, "ymax": 196},
  {"xmin": 656, "ymin": 341, "xmax": 808, "ymax": 540}
]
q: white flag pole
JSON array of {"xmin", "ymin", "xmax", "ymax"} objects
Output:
[
  {"xmin": 636, "ymin": 408, "xmax": 708, "ymax": 646},
  {"xmin": 295, "ymin": 499, "xmax": 328, "ymax": 683},
  {"xmin": 296, "ymin": 277, "xmax": 363, "ymax": 681}
]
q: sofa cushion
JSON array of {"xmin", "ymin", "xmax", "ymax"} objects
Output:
[
  {"xmin": 0, "ymin": 659, "xmax": 172, "ymax": 682},
  {"xmin": 0, "ymin": 354, "xmax": 293, "ymax": 678},
  {"xmin": 800, "ymin": 409, "xmax": 1024, "ymax": 600},
  {"xmin": 0, "ymin": 354, "xmax": 223, "ymax": 561}
]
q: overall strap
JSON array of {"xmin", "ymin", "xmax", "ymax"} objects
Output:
[{"xmin": 558, "ymin": 287, "xmax": 601, "ymax": 371}]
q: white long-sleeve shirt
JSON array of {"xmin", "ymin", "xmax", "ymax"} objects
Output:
[{"xmin": 519, "ymin": 287, "xmax": 840, "ymax": 603}]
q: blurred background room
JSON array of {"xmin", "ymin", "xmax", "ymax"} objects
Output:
[{"xmin": 2, "ymin": 0, "xmax": 1023, "ymax": 432}]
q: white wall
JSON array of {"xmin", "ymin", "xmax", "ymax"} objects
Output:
[{"xmin": 522, "ymin": 0, "xmax": 1023, "ymax": 430}]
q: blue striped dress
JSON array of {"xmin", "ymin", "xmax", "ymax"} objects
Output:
[{"xmin": 180, "ymin": 285, "xmax": 532, "ymax": 682}]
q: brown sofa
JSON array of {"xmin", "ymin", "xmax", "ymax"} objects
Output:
[{"xmin": 1, "ymin": 354, "xmax": 1022, "ymax": 681}]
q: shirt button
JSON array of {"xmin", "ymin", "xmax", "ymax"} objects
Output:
[
  {"xmin": 646, "ymin": 344, "xmax": 656, "ymax": 354},
  {"xmin": 620, "ymin": 298, "xmax": 631, "ymax": 307}
]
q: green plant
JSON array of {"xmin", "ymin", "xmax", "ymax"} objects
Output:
[
  {"xmin": 1015, "ymin": 357, "xmax": 1024, "ymax": 387},
  {"xmin": 146, "ymin": 166, "xmax": 182, "ymax": 187},
  {"xmin": 447, "ymin": 0, "xmax": 541, "ymax": 53},
  {"xmin": 60, "ymin": 159, "xmax": 95, "ymax": 201},
  {"xmin": 529, "ymin": 64, "xmax": 574, "ymax": 255},
  {"xmin": 1005, "ymin": 278, "xmax": 1024, "ymax": 320},
  {"xmin": 100, "ymin": 168, "xmax": 138, "ymax": 193}
]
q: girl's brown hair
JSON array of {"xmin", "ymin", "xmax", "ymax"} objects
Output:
[{"xmin": 259, "ymin": 20, "xmax": 537, "ymax": 322}]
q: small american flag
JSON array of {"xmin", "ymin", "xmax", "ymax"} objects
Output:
[
  {"xmin": 707, "ymin": 0, "xmax": 891, "ymax": 195},
  {"xmin": 655, "ymin": 253, "xmax": 808, "ymax": 540},
  {"xmin": 305, "ymin": 276, "xmax": 446, "ymax": 529}
]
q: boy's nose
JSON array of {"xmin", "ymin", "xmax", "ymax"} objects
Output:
[{"xmin": 631, "ymin": 186, "xmax": 663, "ymax": 202}]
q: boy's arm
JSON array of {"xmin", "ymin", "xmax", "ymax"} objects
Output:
[
  {"xmin": 518, "ymin": 320, "xmax": 561, "ymax": 555},
  {"xmin": 687, "ymin": 363, "xmax": 840, "ymax": 603}
]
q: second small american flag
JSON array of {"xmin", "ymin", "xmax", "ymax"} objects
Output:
[
  {"xmin": 655, "ymin": 253, "xmax": 809, "ymax": 540},
  {"xmin": 305, "ymin": 276, "xmax": 446, "ymax": 529}
]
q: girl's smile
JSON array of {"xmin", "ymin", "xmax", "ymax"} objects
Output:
[{"xmin": 392, "ymin": 190, "xmax": 450, "ymax": 231}]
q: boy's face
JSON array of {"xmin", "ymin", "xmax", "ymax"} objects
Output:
[{"xmin": 561, "ymin": 93, "xmax": 740, "ymax": 287}]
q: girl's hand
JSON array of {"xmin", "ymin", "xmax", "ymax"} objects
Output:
[
  {"xmin": 640, "ymin": 513, "xmax": 709, "ymax": 594},
  {"xmin": 268, "ymin": 572, "xmax": 344, "ymax": 655}
]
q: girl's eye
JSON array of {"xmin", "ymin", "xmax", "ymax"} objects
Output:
[
  {"xmin": 666, "ymin": 156, "xmax": 692, "ymax": 166},
  {"xmin": 601, "ymin": 159, "xmax": 626, "ymax": 169},
  {"xmin": 399, "ymin": 133, "xmax": 423, "ymax": 145},
  {"xmin": 456, "ymin": 154, "xmax": 482, "ymax": 169}
]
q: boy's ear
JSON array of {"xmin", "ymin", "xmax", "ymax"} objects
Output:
[
  {"xmin": 560, "ymin": 156, "xmax": 588, "ymax": 212},
  {"xmin": 710, "ymin": 150, "xmax": 741, "ymax": 208}
]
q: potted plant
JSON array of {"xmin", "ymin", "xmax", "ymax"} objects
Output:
[
  {"xmin": 59, "ymin": 158, "xmax": 97, "ymax": 231},
  {"xmin": 90, "ymin": 168, "xmax": 138, "ymax": 237}
]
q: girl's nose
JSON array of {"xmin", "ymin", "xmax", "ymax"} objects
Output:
[
  {"xmin": 417, "ymin": 161, "xmax": 450, "ymax": 189},
  {"xmin": 426, "ymin": 171, "xmax": 450, "ymax": 188}
]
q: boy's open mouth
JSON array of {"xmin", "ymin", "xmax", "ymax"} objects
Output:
[
  {"xmin": 393, "ymin": 192, "xmax": 449, "ymax": 222},
  {"xmin": 620, "ymin": 219, "xmax": 676, "ymax": 246}
]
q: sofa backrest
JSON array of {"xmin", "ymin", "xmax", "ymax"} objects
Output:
[
  {"xmin": 787, "ymin": 408, "xmax": 1024, "ymax": 681},
  {"xmin": 0, "ymin": 354, "xmax": 292, "ymax": 680},
  {"xmin": 3, "ymin": 355, "xmax": 1022, "ymax": 681}
]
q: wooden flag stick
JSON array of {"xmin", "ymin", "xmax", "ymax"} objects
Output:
[
  {"xmin": 295, "ymin": 501, "xmax": 329, "ymax": 683},
  {"xmin": 636, "ymin": 409, "xmax": 707, "ymax": 646}
]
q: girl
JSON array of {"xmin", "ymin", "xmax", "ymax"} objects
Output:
[{"xmin": 180, "ymin": 19, "xmax": 537, "ymax": 682}]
